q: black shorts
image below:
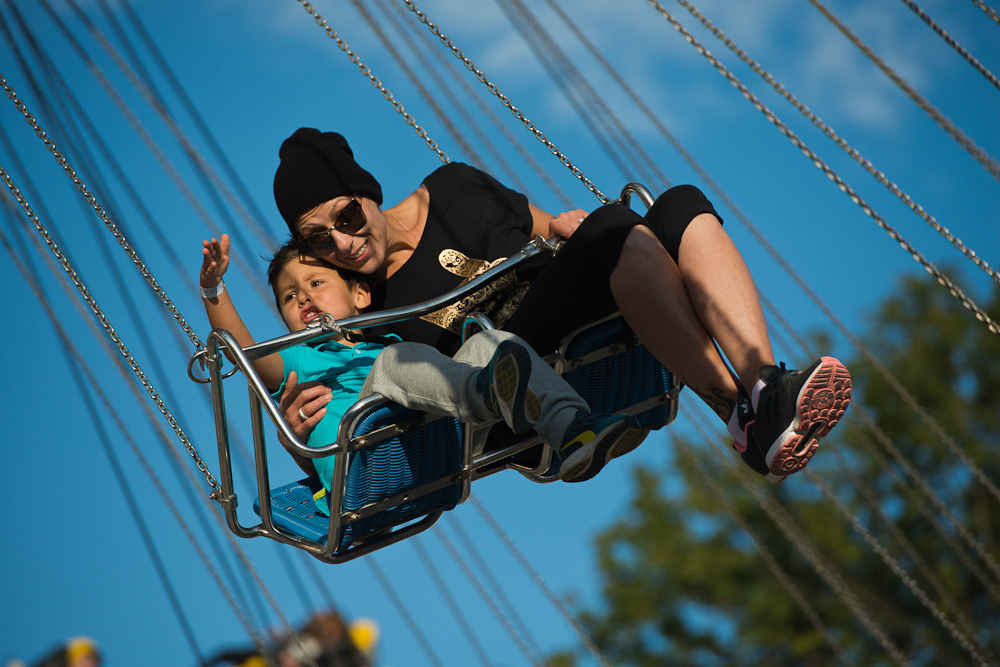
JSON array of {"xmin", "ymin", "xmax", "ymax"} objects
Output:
[{"xmin": 504, "ymin": 184, "xmax": 722, "ymax": 352}]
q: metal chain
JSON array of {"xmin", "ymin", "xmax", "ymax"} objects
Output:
[
  {"xmin": 348, "ymin": 0, "xmax": 484, "ymax": 167},
  {"xmin": 384, "ymin": 0, "xmax": 575, "ymax": 209},
  {"xmin": 822, "ymin": 446, "xmax": 990, "ymax": 658},
  {"xmin": 412, "ymin": 540, "xmax": 493, "ymax": 667},
  {"xmin": 645, "ymin": 1, "xmax": 1000, "ymax": 337},
  {"xmin": 852, "ymin": 403, "xmax": 1000, "ymax": 589},
  {"xmin": 503, "ymin": 0, "xmax": 665, "ymax": 190},
  {"xmin": 399, "ymin": 0, "xmax": 610, "ymax": 204},
  {"xmin": 64, "ymin": 0, "xmax": 278, "ymax": 253},
  {"xmin": 535, "ymin": 0, "xmax": 1000, "ymax": 500},
  {"xmin": 833, "ymin": 447, "xmax": 996, "ymax": 663},
  {"xmin": 366, "ymin": 558, "xmax": 446, "ymax": 667},
  {"xmin": 296, "ymin": 0, "xmax": 450, "ymax": 165},
  {"xmin": 762, "ymin": 292, "xmax": 1000, "ymax": 604},
  {"xmin": 808, "ymin": 0, "xmax": 1000, "ymax": 184},
  {"xmin": 901, "ymin": 0, "xmax": 1000, "ymax": 91},
  {"xmin": 435, "ymin": 527, "xmax": 543, "ymax": 666},
  {"xmin": 971, "ymin": 0, "xmax": 1000, "ymax": 26},
  {"xmin": 682, "ymin": 411, "xmax": 911, "ymax": 666},
  {"xmin": 674, "ymin": 441, "xmax": 855, "ymax": 666},
  {"xmin": 676, "ymin": 0, "xmax": 1000, "ymax": 285},
  {"xmin": 804, "ymin": 469, "xmax": 991, "ymax": 666},
  {"xmin": 470, "ymin": 497, "xmax": 616, "ymax": 667},
  {"xmin": 0, "ymin": 162, "xmax": 222, "ymax": 497},
  {"xmin": 0, "ymin": 73, "xmax": 206, "ymax": 351},
  {"xmin": 448, "ymin": 517, "xmax": 546, "ymax": 661}
]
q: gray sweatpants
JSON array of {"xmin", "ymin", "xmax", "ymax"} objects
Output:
[{"xmin": 359, "ymin": 329, "xmax": 588, "ymax": 449}]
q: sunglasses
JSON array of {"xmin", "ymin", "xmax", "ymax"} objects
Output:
[{"xmin": 297, "ymin": 198, "xmax": 367, "ymax": 254}]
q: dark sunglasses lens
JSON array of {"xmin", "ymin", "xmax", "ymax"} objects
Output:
[
  {"xmin": 303, "ymin": 232, "xmax": 334, "ymax": 253},
  {"xmin": 334, "ymin": 199, "xmax": 366, "ymax": 234}
]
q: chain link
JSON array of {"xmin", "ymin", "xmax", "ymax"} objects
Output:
[
  {"xmin": 805, "ymin": 469, "xmax": 991, "ymax": 666},
  {"xmin": 298, "ymin": 0, "xmax": 609, "ymax": 202},
  {"xmin": 676, "ymin": 0, "xmax": 1000, "ymax": 285},
  {"xmin": 645, "ymin": 1, "xmax": 1000, "ymax": 337},
  {"xmin": 901, "ymin": 0, "xmax": 1000, "ymax": 91},
  {"xmin": 0, "ymin": 163, "xmax": 222, "ymax": 495},
  {"xmin": 0, "ymin": 73, "xmax": 206, "ymax": 351},
  {"xmin": 297, "ymin": 1, "xmax": 451, "ymax": 165},
  {"xmin": 681, "ymin": 413, "xmax": 912, "ymax": 666},
  {"xmin": 675, "ymin": 444, "xmax": 860, "ymax": 666},
  {"xmin": 388, "ymin": 0, "xmax": 576, "ymax": 209},
  {"xmin": 971, "ymin": 0, "xmax": 1000, "ymax": 26},
  {"xmin": 399, "ymin": 0, "xmax": 610, "ymax": 204},
  {"xmin": 0, "ymin": 75, "xmax": 221, "ymax": 495},
  {"xmin": 808, "ymin": 0, "xmax": 1000, "ymax": 185}
]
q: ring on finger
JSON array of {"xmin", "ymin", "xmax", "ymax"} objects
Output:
[{"xmin": 297, "ymin": 408, "xmax": 308, "ymax": 422}]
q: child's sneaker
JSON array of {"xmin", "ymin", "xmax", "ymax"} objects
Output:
[
  {"xmin": 558, "ymin": 412, "xmax": 646, "ymax": 483},
  {"xmin": 751, "ymin": 357, "xmax": 852, "ymax": 477},
  {"xmin": 476, "ymin": 340, "xmax": 541, "ymax": 434}
]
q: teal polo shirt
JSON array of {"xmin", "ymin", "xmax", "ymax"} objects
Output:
[{"xmin": 272, "ymin": 337, "xmax": 391, "ymax": 514}]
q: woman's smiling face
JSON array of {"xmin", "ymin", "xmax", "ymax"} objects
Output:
[{"xmin": 294, "ymin": 196, "xmax": 389, "ymax": 276}]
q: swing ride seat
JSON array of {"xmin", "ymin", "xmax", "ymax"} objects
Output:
[
  {"xmin": 253, "ymin": 401, "xmax": 466, "ymax": 555},
  {"xmin": 487, "ymin": 312, "xmax": 679, "ymax": 480},
  {"xmin": 196, "ymin": 183, "xmax": 681, "ymax": 563},
  {"xmin": 250, "ymin": 311, "xmax": 681, "ymax": 562}
]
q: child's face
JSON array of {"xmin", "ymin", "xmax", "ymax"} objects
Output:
[{"xmin": 274, "ymin": 257, "xmax": 370, "ymax": 333}]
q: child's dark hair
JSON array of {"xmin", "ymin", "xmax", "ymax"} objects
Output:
[{"xmin": 266, "ymin": 239, "xmax": 360, "ymax": 311}]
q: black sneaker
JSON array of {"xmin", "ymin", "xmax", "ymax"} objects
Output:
[
  {"xmin": 558, "ymin": 412, "xmax": 646, "ymax": 483},
  {"xmin": 728, "ymin": 384, "xmax": 755, "ymax": 453},
  {"xmin": 476, "ymin": 341, "xmax": 541, "ymax": 434},
  {"xmin": 751, "ymin": 357, "xmax": 851, "ymax": 477},
  {"xmin": 740, "ymin": 423, "xmax": 788, "ymax": 484},
  {"xmin": 728, "ymin": 385, "xmax": 787, "ymax": 483}
]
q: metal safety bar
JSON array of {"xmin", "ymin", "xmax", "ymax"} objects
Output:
[{"xmin": 196, "ymin": 236, "xmax": 561, "ymax": 559}]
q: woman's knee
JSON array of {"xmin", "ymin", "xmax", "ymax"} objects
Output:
[
  {"xmin": 644, "ymin": 185, "xmax": 722, "ymax": 262},
  {"xmin": 616, "ymin": 225, "xmax": 673, "ymax": 271}
]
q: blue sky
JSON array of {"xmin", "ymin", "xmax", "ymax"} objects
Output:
[{"xmin": 1, "ymin": 0, "xmax": 998, "ymax": 665}]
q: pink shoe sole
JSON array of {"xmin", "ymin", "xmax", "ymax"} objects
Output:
[{"xmin": 766, "ymin": 357, "xmax": 852, "ymax": 476}]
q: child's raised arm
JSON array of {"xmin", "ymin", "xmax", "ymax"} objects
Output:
[{"xmin": 200, "ymin": 234, "xmax": 284, "ymax": 391}]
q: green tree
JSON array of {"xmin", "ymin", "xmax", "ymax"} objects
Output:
[{"xmin": 551, "ymin": 272, "xmax": 1000, "ymax": 666}]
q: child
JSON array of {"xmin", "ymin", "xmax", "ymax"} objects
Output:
[{"xmin": 199, "ymin": 234, "xmax": 647, "ymax": 507}]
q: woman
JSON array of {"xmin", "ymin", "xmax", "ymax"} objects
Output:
[{"xmin": 272, "ymin": 128, "xmax": 851, "ymax": 483}]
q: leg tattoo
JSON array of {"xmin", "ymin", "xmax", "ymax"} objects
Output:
[{"xmin": 691, "ymin": 383, "xmax": 736, "ymax": 421}]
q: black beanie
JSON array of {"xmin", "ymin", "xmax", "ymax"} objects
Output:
[{"xmin": 273, "ymin": 128, "xmax": 383, "ymax": 231}]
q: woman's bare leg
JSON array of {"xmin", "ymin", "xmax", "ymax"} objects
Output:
[
  {"xmin": 610, "ymin": 225, "xmax": 740, "ymax": 420},
  {"xmin": 677, "ymin": 213, "xmax": 775, "ymax": 394}
]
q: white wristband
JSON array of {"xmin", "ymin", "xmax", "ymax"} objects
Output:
[{"xmin": 200, "ymin": 280, "xmax": 226, "ymax": 299}]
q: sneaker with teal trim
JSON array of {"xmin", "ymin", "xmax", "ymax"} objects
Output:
[
  {"xmin": 558, "ymin": 412, "xmax": 646, "ymax": 483},
  {"xmin": 476, "ymin": 340, "xmax": 541, "ymax": 434}
]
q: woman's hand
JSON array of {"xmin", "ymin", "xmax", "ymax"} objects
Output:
[
  {"xmin": 279, "ymin": 371, "xmax": 333, "ymax": 442},
  {"xmin": 548, "ymin": 209, "xmax": 590, "ymax": 241},
  {"xmin": 200, "ymin": 234, "xmax": 231, "ymax": 288}
]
